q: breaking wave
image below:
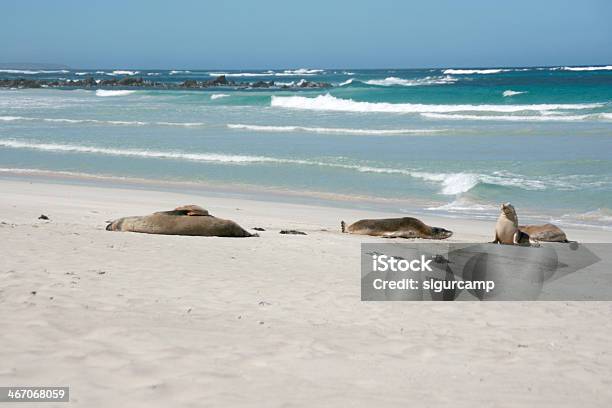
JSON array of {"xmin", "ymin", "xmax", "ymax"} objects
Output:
[
  {"xmin": 502, "ymin": 90, "xmax": 526, "ymax": 97},
  {"xmin": 0, "ymin": 115, "xmax": 205, "ymax": 127},
  {"xmin": 270, "ymin": 94, "xmax": 603, "ymax": 114},
  {"xmin": 211, "ymin": 93, "xmax": 230, "ymax": 100},
  {"xmin": 426, "ymin": 196, "xmax": 499, "ymax": 213},
  {"xmin": 0, "ymin": 69, "xmax": 69, "ymax": 74},
  {"xmin": 109, "ymin": 70, "xmax": 140, "ymax": 76},
  {"xmin": 227, "ymin": 124, "xmax": 442, "ymax": 135},
  {"xmin": 443, "ymin": 68, "xmax": 509, "ymax": 75},
  {"xmin": 420, "ymin": 112, "xmax": 612, "ymax": 122},
  {"xmin": 95, "ymin": 90, "xmax": 137, "ymax": 97},
  {"xmin": 559, "ymin": 65, "xmax": 612, "ymax": 72},
  {"xmin": 364, "ymin": 76, "xmax": 457, "ymax": 86},
  {"xmin": 208, "ymin": 69, "xmax": 323, "ymax": 77},
  {"xmin": 0, "ymin": 140, "xmax": 289, "ymax": 164},
  {"xmin": 1, "ymin": 139, "xmax": 588, "ymax": 196},
  {"xmin": 337, "ymin": 78, "xmax": 356, "ymax": 86}
]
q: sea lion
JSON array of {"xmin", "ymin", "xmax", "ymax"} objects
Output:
[
  {"xmin": 493, "ymin": 203, "xmax": 530, "ymax": 245},
  {"xmin": 106, "ymin": 205, "xmax": 255, "ymax": 237},
  {"xmin": 519, "ymin": 223, "xmax": 569, "ymax": 242},
  {"xmin": 341, "ymin": 217, "xmax": 453, "ymax": 239}
]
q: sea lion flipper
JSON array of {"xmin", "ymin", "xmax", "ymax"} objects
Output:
[{"xmin": 173, "ymin": 205, "xmax": 210, "ymax": 216}]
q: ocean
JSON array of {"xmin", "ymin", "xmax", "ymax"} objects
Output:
[{"xmin": 0, "ymin": 66, "xmax": 611, "ymax": 228}]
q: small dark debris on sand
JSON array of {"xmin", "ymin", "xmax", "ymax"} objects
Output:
[
  {"xmin": 280, "ymin": 230, "xmax": 307, "ymax": 235},
  {"xmin": 31, "ymin": 291, "xmax": 37, "ymax": 295},
  {"xmin": 38, "ymin": 214, "xmax": 50, "ymax": 220},
  {"xmin": 253, "ymin": 227, "xmax": 266, "ymax": 231}
]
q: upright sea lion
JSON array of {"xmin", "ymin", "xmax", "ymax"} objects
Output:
[
  {"xmin": 519, "ymin": 223, "xmax": 569, "ymax": 242},
  {"xmin": 106, "ymin": 205, "xmax": 255, "ymax": 237},
  {"xmin": 493, "ymin": 203, "xmax": 530, "ymax": 245},
  {"xmin": 341, "ymin": 217, "xmax": 453, "ymax": 239}
]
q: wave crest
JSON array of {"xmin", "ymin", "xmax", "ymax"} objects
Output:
[
  {"xmin": 95, "ymin": 90, "xmax": 137, "ymax": 97},
  {"xmin": 211, "ymin": 93, "xmax": 230, "ymax": 100},
  {"xmin": 271, "ymin": 94, "xmax": 602, "ymax": 114},
  {"xmin": 364, "ymin": 76, "xmax": 457, "ymax": 86},
  {"xmin": 443, "ymin": 68, "xmax": 509, "ymax": 75},
  {"xmin": 502, "ymin": 90, "xmax": 526, "ymax": 97},
  {"xmin": 227, "ymin": 124, "xmax": 442, "ymax": 135}
]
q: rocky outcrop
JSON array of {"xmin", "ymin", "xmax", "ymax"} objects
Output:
[
  {"xmin": 0, "ymin": 78, "xmax": 43, "ymax": 88},
  {"xmin": 0, "ymin": 75, "xmax": 333, "ymax": 90}
]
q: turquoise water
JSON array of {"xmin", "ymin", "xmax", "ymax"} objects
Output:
[{"xmin": 0, "ymin": 66, "xmax": 611, "ymax": 228}]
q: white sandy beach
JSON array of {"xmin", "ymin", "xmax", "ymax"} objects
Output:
[{"xmin": 1, "ymin": 176, "xmax": 612, "ymax": 407}]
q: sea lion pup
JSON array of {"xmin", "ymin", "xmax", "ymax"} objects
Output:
[
  {"xmin": 341, "ymin": 217, "xmax": 453, "ymax": 239},
  {"xmin": 493, "ymin": 203, "xmax": 530, "ymax": 245},
  {"xmin": 106, "ymin": 205, "xmax": 255, "ymax": 237},
  {"xmin": 519, "ymin": 223, "xmax": 569, "ymax": 243}
]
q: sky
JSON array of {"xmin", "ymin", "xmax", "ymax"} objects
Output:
[{"xmin": 1, "ymin": 0, "xmax": 611, "ymax": 69}]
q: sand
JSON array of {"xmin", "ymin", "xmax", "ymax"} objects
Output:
[{"xmin": 1, "ymin": 176, "xmax": 611, "ymax": 407}]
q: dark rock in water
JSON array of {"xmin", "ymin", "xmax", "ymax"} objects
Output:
[
  {"xmin": 181, "ymin": 79, "xmax": 199, "ymax": 88},
  {"xmin": 83, "ymin": 77, "xmax": 97, "ymax": 87},
  {"xmin": 253, "ymin": 227, "xmax": 266, "ymax": 231},
  {"xmin": 38, "ymin": 214, "xmax": 50, "ymax": 220},
  {"xmin": 280, "ymin": 229, "xmax": 307, "ymax": 235},
  {"xmin": 0, "ymin": 78, "xmax": 42, "ymax": 88},
  {"xmin": 0, "ymin": 73, "xmax": 332, "ymax": 90},
  {"xmin": 210, "ymin": 75, "xmax": 228, "ymax": 86},
  {"xmin": 251, "ymin": 80, "xmax": 274, "ymax": 88},
  {"xmin": 117, "ymin": 76, "xmax": 144, "ymax": 86},
  {"xmin": 298, "ymin": 80, "xmax": 332, "ymax": 88}
]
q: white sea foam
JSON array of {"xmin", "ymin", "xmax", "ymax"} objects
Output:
[
  {"xmin": 411, "ymin": 171, "xmax": 549, "ymax": 195},
  {"xmin": 271, "ymin": 94, "xmax": 602, "ymax": 114},
  {"xmin": 343, "ymin": 71, "xmax": 355, "ymax": 75},
  {"xmin": 426, "ymin": 197, "xmax": 499, "ymax": 212},
  {"xmin": 0, "ymin": 69, "xmax": 69, "ymax": 75},
  {"xmin": 227, "ymin": 124, "xmax": 442, "ymax": 135},
  {"xmin": 443, "ymin": 68, "xmax": 509, "ymax": 75},
  {"xmin": 0, "ymin": 116, "xmax": 29, "ymax": 122},
  {"xmin": 0, "ymin": 115, "xmax": 204, "ymax": 127},
  {"xmin": 364, "ymin": 76, "xmax": 457, "ymax": 86},
  {"xmin": 170, "ymin": 70, "xmax": 191, "ymax": 75},
  {"xmin": 337, "ymin": 78, "xmax": 355, "ymax": 86},
  {"xmin": 560, "ymin": 65, "xmax": 612, "ymax": 72},
  {"xmin": 275, "ymin": 69, "xmax": 324, "ymax": 76},
  {"xmin": 211, "ymin": 93, "xmax": 230, "ymax": 100},
  {"xmin": 0, "ymin": 140, "xmax": 289, "ymax": 164},
  {"xmin": 95, "ymin": 90, "xmax": 137, "ymax": 97},
  {"xmin": 562, "ymin": 208, "xmax": 612, "ymax": 223},
  {"xmin": 74, "ymin": 72, "xmax": 90, "ymax": 76},
  {"xmin": 208, "ymin": 69, "xmax": 323, "ymax": 77},
  {"xmin": 208, "ymin": 72, "xmax": 267, "ymax": 77},
  {"xmin": 420, "ymin": 112, "xmax": 612, "ymax": 122},
  {"xmin": 109, "ymin": 70, "xmax": 140, "ymax": 76},
  {"xmin": 147, "ymin": 72, "xmax": 161, "ymax": 76},
  {"xmin": 1, "ymin": 139, "xmax": 584, "ymax": 196},
  {"xmin": 502, "ymin": 90, "xmax": 526, "ymax": 97}
]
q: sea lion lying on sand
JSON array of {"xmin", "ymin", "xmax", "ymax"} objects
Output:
[
  {"xmin": 493, "ymin": 203, "xmax": 530, "ymax": 245},
  {"xmin": 341, "ymin": 217, "xmax": 453, "ymax": 239},
  {"xmin": 106, "ymin": 205, "xmax": 255, "ymax": 237},
  {"xmin": 519, "ymin": 223, "xmax": 569, "ymax": 242}
]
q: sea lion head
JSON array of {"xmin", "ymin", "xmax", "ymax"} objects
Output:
[
  {"xmin": 105, "ymin": 218, "xmax": 125, "ymax": 231},
  {"xmin": 501, "ymin": 202, "xmax": 516, "ymax": 217},
  {"xmin": 430, "ymin": 226, "xmax": 453, "ymax": 239}
]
